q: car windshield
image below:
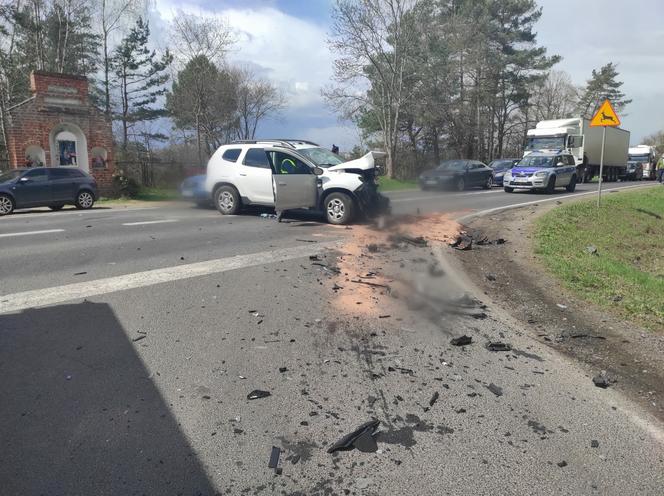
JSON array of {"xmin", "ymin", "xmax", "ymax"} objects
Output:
[
  {"xmin": 0, "ymin": 170, "xmax": 24, "ymax": 182},
  {"xmin": 518, "ymin": 155, "xmax": 555, "ymax": 168},
  {"xmin": 437, "ymin": 160, "xmax": 467, "ymax": 171},
  {"xmin": 526, "ymin": 136, "xmax": 565, "ymax": 150},
  {"xmin": 489, "ymin": 160, "xmax": 514, "ymax": 171},
  {"xmin": 296, "ymin": 147, "xmax": 344, "ymax": 167}
]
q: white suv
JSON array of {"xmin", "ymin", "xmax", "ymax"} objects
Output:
[{"xmin": 204, "ymin": 140, "xmax": 389, "ymax": 224}]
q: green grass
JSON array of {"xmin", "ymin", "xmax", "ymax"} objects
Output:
[
  {"xmin": 133, "ymin": 187, "xmax": 179, "ymax": 201},
  {"xmin": 534, "ymin": 187, "xmax": 664, "ymax": 330},
  {"xmin": 377, "ymin": 177, "xmax": 418, "ymax": 191},
  {"xmin": 99, "ymin": 187, "xmax": 179, "ymax": 203}
]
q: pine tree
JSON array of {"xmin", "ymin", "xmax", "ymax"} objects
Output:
[
  {"xmin": 576, "ymin": 62, "xmax": 631, "ymax": 118},
  {"xmin": 111, "ymin": 17, "xmax": 172, "ymax": 150}
]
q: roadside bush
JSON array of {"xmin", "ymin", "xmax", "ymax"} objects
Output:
[{"xmin": 111, "ymin": 170, "xmax": 140, "ymax": 198}]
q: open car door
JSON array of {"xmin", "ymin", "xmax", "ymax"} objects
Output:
[{"xmin": 268, "ymin": 149, "xmax": 319, "ymax": 211}]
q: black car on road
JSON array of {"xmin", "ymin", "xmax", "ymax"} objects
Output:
[
  {"xmin": 0, "ymin": 167, "xmax": 98, "ymax": 216},
  {"xmin": 419, "ymin": 159, "xmax": 494, "ymax": 191},
  {"xmin": 488, "ymin": 158, "xmax": 520, "ymax": 186}
]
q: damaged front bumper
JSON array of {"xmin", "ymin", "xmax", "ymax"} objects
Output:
[{"xmin": 355, "ymin": 183, "xmax": 391, "ymax": 218}]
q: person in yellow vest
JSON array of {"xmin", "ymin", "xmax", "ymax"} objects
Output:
[{"xmin": 657, "ymin": 156, "xmax": 664, "ymax": 183}]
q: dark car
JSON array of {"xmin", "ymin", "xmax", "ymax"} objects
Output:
[
  {"xmin": 0, "ymin": 167, "xmax": 97, "ymax": 216},
  {"xmin": 419, "ymin": 159, "xmax": 493, "ymax": 191},
  {"xmin": 488, "ymin": 158, "xmax": 520, "ymax": 186},
  {"xmin": 179, "ymin": 175, "xmax": 211, "ymax": 207},
  {"xmin": 621, "ymin": 161, "xmax": 643, "ymax": 181}
]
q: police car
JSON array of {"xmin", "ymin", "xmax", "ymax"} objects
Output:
[{"xmin": 503, "ymin": 151, "xmax": 578, "ymax": 193}]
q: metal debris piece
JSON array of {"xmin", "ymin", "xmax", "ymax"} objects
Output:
[
  {"xmin": 247, "ymin": 389, "xmax": 271, "ymax": 400},
  {"xmin": 327, "ymin": 419, "xmax": 380, "ymax": 454},
  {"xmin": 450, "ymin": 335, "xmax": 473, "ymax": 346}
]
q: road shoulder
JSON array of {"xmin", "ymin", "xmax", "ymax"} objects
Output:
[{"xmin": 449, "ymin": 199, "xmax": 664, "ymax": 422}]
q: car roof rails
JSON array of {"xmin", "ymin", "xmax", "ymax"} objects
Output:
[
  {"xmin": 231, "ymin": 139, "xmax": 296, "ymax": 149},
  {"xmin": 230, "ymin": 139, "xmax": 320, "ymax": 148}
]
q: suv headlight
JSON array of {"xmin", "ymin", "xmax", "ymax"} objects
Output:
[
  {"xmin": 534, "ymin": 171, "xmax": 549, "ymax": 177},
  {"xmin": 504, "ymin": 171, "xmax": 512, "ymax": 178}
]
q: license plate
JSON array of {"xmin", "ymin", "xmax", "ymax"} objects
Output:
[
  {"xmin": 426, "ymin": 180, "xmax": 437, "ymax": 185},
  {"xmin": 515, "ymin": 178, "xmax": 528, "ymax": 183},
  {"xmin": 181, "ymin": 189, "xmax": 193, "ymax": 196}
]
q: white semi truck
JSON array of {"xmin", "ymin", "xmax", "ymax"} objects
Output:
[
  {"xmin": 628, "ymin": 144, "xmax": 658, "ymax": 180},
  {"xmin": 524, "ymin": 117, "xmax": 630, "ymax": 183}
]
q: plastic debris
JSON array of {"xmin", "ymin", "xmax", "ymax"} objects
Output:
[
  {"xmin": 327, "ymin": 419, "xmax": 380, "ymax": 454},
  {"xmin": 247, "ymin": 389, "xmax": 271, "ymax": 400},
  {"xmin": 429, "ymin": 392, "xmax": 440, "ymax": 407},
  {"xmin": 487, "ymin": 383, "xmax": 503, "ymax": 397},
  {"xmin": 487, "ymin": 342, "xmax": 512, "ymax": 352},
  {"xmin": 268, "ymin": 446, "xmax": 281, "ymax": 473},
  {"xmin": 592, "ymin": 372, "xmax": 611, "ymax": 389},
  {"xmin": 450, "ymin": 335, "xmax": 473, "ymax": 346}
]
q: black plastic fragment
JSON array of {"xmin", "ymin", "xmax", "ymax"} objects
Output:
[
  {"xmin": 429, "ymin": 392, "xmax": 440, "ymax": 407},
  {"xmin": 268, "ymin": 446, "xmax": 281, "ymax": 470},
  {"xmin": 592, "ymin": 375, "xmax": 610, "ymax": 389},
  {"xmin": 450, "ymin": 335, "xmax": 472, "ymax": 346},
  {"xmin": 327, "ymin": 419, "xmax": 380, "ymax": 454},
  {"xmin": 247, "ymin": 389, "xmax": 271, "ymax": 400},
  {"xmin": 487, "ymin": 383, "xmax": 503, "ymax": 397},
  {"xmin": 487, "ymin": 342, "xmax": 512, "ymax": 352},
  {"xmin": 591, "ymin": 440, "xmax": 599, "ymax": 448}
]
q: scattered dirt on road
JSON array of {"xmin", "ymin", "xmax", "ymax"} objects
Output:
[
  {"xmin": 451, "ymin": 204, "xmax": 664, "ymax": 421},
  {"xmin": 329, "ymin": 214, "xmax": 461, "ymax": 318}
]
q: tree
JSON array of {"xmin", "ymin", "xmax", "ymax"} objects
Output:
[
  {"xmin": 96, "ymin": 0, "xmax": 147, "ymax": 117},
  {"xmin": 233, "ymin": 67, "xmax": 285, "ymax": 141},
  {"xmin": 530, "ymin": 70, "xmax": 579, "ymax": 121},
  {"xmin": 167, "ymin": 55, "xmax": 237, "ymax": 164},
  {"xmin": 576, "ymin": 62, "xmax": 632, "ymax": 118},
  {"xmin": 170, "ymin": 10, "xmax": 235, "ymax": 67},
  {"xmin": 111, "ymin": 17, "xmax": 172, "ymax": 150},
  {"xmin": 325, "ymin": 0, "xmax": 419, "ymax": 178},
  {"xmin": 11, "ymin": 0, "xmax": 99, "ymax": 74}
]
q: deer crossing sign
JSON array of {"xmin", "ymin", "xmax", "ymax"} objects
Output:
[{"xmin": 590, "ymin": 99, "xmax": 621, "ymax": 127}]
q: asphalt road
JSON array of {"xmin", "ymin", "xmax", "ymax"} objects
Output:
[{"xmin": 1, "ymin": 181, "xmax": 662, "ymax": 495}]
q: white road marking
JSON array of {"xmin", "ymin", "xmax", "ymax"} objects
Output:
[
  {"xmin": 122, "ymin": 219, "xmax": 179, "ymax": 226},
  {"xmin": 0, "ymin": 241, "xmax": 340, "ymax": 314},
  {"xmin": 0, "ymin": 206, "xmax": 159, "ymax": 220},
  {"xmin": 0, "ymin": 229, "xmax": 65, "ymax": 238},
  {"xmin": 456, "ymin": 183, "xmax": 654, "ymax": 222}
]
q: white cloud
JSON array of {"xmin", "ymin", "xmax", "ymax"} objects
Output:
[{"xmin": 152, "ymin": 1, "xmax": 334, "ymax": 109}]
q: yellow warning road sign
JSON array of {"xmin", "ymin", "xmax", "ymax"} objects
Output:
[{"xmin": 590, "ymin": 99, "xmax": 621, "ymax": 127}]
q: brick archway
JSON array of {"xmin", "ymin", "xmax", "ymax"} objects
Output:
[{"xmin": 49, "ymin": 122, "xmax": 89, "ymax": 171}]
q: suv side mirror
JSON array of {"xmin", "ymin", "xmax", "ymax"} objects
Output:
[
  {"xmin": 313, "ymin": 167, "xmax": 324, "ymax": 176},
  {"xmin": 19, "ymin": 176, "xmax": 30, "ymax": 183},
  {"xmin": 556, "ymin": 162, "xmax": 565, "ymax": 167}
]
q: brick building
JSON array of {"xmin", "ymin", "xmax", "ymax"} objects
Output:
[{"xmin": 6, "ymin": 71, "xmax": 114, "ymax": 192}]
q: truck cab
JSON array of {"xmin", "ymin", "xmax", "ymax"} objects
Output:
[{"xmin": 628, "ymin": 145, "xmax": 657, "ymax": 180}]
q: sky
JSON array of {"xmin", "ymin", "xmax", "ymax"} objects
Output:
[{"xmin": 150, "ymin": 0, "xmax": 664, "ymax": 151}]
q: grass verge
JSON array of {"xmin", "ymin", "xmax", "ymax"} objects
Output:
[
  {"xmin": 377, "ymin": 177, "xmax": 418, "ymax": 191},
  {"xmin": 99, "ymin": 187, "xmax": 179, "ymax": 203},
  {"xmin": 534, "ymin": 187, "xmax": 664, "ymax": 330}
]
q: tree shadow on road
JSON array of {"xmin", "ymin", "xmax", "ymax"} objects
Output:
[{"xmin": 0, "ymin": 301, "xmax": 217, "ymax": 495}]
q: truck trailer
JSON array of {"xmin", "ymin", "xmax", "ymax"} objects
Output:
[
  {"xmin": 628, "ymin": 144, "xmax": 658, "ymax": 180},
  {"xmin": 525, "ymin": 117, "xmax": 630, "ymax": 183}
]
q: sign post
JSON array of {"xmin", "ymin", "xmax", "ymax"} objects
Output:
[{"xmin": 589, "ymin": 99, "xmax": 621, "ymax": 207}]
